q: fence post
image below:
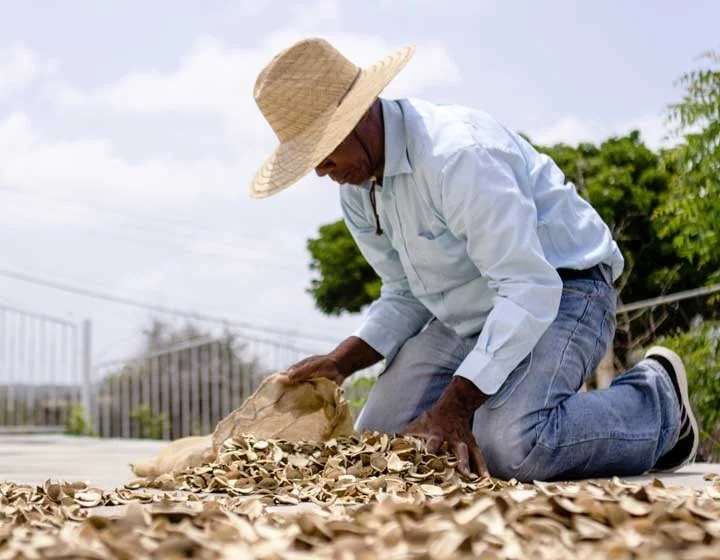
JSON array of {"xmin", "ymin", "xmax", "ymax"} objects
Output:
[{"xmin": 81, "ymin": 319, "xmax": 96, "ymax": 434}]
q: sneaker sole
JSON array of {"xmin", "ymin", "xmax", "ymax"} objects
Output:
[{"xmin": 645, "ymin": 345, "xmax": 699, "ymax": 471}]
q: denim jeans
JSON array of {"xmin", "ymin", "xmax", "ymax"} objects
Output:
[{"xmin": 355, "ymin": 271, "xmax": 682, "ymax": 481}]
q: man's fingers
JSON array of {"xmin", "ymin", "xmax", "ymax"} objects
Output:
[
  {"xmin": 426, "ymin": 434, "xmax": 443, "ymax": 454},
  {"xmin": 453, "ymin": 441, "xmax": 471, "ymax": 477},
  {"xmin": 470, "ymin": 444, "xmax": 489, "ymax": 477},
  {"xmin": 283, "ymin": 368, "xmax": 302, "ymax": 383},
  {"xmin": 285, "ymin": 362, "xmax": 315, "ymax": 383}
]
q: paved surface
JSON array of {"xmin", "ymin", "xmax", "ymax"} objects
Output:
[
  {"xmin": 1, "ymin": 434, "xmax": 719, "ymax": 491},
  {"xmin": 1, "ymin": 434, "xmax": 166, "ymax": 489}
]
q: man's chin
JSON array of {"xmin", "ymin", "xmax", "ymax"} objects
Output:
[
  {"xmin": 346, "ymin": 174, "xmax": 372, "ymax": 187},
  {"xmin": 329, "ymin": 170, "xmax": 370, "ymax": 186}
]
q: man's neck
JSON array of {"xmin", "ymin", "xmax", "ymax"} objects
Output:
[{"xmin": 370, "ymin": 99, "xmax": 385, "ymax": 183}]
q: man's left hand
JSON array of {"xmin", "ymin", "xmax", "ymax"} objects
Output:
[{"xmin": 403, "ymin": 376, "xmax": 490, "ymax": 478}]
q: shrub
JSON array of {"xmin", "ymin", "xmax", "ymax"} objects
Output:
[
  {"xmin": 64, "ymin": 405, "xmax": 96, "ymax": 436},
  {"xmin": 344, "ymin": 376, "xmax": 377, "ymax": 419},
  {"xmin": 657, "ymin": 319, "xmax": 720, "ymax": 461},
  {"xmin": 129, "ymin": 405, "xmax": 166, "ymax": 439}
]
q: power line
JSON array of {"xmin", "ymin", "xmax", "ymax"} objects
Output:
[
  {"xmin": 617, "ymin": 283, "xmax": 720, "ymax": 313},
  {"xmin": 0, "ymin": 267, "xmax": 340, "ymax": 345},
  {"xmin": 1, "ymin": 188, "xmax": 302, "ymax": 269},
  {"xmin": 0, "ymin": 185, "xmax": 270, "ymax": 245}
]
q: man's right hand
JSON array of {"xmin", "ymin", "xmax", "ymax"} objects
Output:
[
  {"xmin": 282, "ymin": 354, "xmax": 347, "ymax": 385},
  {"xmin": 281, "ymin": 336, "xmax": 383, "ymax": 386}
]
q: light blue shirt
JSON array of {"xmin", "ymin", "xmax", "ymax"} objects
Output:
[{"xmin": 340, "ymin": 98, "xmax": 624, "ymax": 395}]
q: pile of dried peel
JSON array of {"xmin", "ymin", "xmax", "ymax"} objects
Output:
[{"xmin": 3, "ymin": 432, "xmax": 720, "ymax": 559}]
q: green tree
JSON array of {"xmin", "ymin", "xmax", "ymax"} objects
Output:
[
  {"xmin": 539, "ymin": 132, "xmax": 692, "ymax": 305},
  {"xmin": 539, "ymin": 134, "xmax": 717, "ymax": 359},
  {"xmin": 656, "ymin": 51, "xmax": 720, "ymax": 282},
  {"xmin": 307, "ymin": 220, "xmax": 381, "ymax": 315}
]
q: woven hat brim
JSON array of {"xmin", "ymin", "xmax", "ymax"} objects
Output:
[{"xmin": 249, "ymin": 45, "xmax": 415, "ymax": 199}]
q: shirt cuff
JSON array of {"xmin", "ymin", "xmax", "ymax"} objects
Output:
[
  {"xmin": 352, "ymin": 320, "xmax": 405, "ymax": 365},
  {"xmin": 454, "ymin": 348, "xmax": 513, "ymax": 395}
]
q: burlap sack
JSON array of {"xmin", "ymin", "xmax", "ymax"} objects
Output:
[{"xmin": 131, "ymin": 375, "xmax": 354, "ymax": 477}]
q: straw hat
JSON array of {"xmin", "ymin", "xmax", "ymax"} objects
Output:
[{"xmin": 249, "ymin": 38, "xmax": 415, "ymax": 198}]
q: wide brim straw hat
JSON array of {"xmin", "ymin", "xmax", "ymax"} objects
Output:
[{"xmin": 250, "ymin": 38, "xmax": 415, "ymax": 198}]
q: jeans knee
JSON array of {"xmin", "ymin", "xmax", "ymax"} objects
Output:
[
  {"xmin": 476, "ymin": 426, "xmax": 535, "ymax": 481},
  {"xmin": 354, "ymin": 400, "xmax": 406, "ymax": 435}
]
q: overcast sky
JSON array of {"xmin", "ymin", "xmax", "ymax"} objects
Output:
[{"xmin": 1, "ymin": 0, "xmax": 718, "ymax": 367}]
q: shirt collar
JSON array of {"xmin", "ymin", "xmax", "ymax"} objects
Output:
[{"xmin": 380, "ymin": 98, "xmax": 412, "ymax": 179}]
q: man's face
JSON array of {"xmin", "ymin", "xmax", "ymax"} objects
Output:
[{"xmin": 315, "ymin": 130, "xmax": 374, "ymax": 186}]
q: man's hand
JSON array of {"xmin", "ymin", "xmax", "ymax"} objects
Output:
[
  {"xmin": 281, "ymin": 336, "xmax": 383, "ymax": 386},
  {"xmin": 404, "ymin": 376, "xmax": 490, "ymax": 478},
  {"xmin": 281, "ymin": 354, "xmax": 346, "ymax": 385}
]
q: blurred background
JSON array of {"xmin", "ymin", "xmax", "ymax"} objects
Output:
[{"xmin": 0, "ymin": 1, "xmax": 718, "ymax": 456}]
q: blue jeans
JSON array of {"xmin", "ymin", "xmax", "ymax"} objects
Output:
[{"xmin": 355, "ymin": 272, "xmax": 682, "ymax": 481}]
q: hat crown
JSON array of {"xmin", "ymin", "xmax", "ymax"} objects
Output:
[{"xmin": 254, "ymin": 38, "xmax": 360, "ymax": 143}]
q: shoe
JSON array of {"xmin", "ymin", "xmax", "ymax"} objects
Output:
[{"xmin": 645, "ymin": 346, "xmax": 699, "ymax": 471}]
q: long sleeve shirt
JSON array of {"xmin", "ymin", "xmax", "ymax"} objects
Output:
[{"xmin": 340, "ymin": 98, "xmax": 624, "ymax": 395}]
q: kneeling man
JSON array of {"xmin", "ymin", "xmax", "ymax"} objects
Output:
[{"xmin": 250, "ymin": 38, "xmax": 698, "ymax": 481}]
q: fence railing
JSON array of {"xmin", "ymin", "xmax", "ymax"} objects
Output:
[
  {"xmin": 5, "ymin": 281, "xmax": 715, "ymax": 438},
  {"xmin": 1, "ymin": 302, "xmax": 330, "ymax": 438},
  {"xmin": 91, "ymin": 333, "xmax": 322, "ymax": 439},
  {"xmin": 0, "ymin": 304, "xmax": 84, "ymax": 430}
]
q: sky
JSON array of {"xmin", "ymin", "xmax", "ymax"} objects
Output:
[{"xmin": 1, "ymin": 0, "xmax": 718, "ymax": 368}]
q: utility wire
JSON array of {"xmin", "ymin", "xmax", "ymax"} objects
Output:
[
  {"xmin": 0, "ymin": 267, "xmax": 340, "ymax": 345},
  {"xmin": 617, "ymin": 283, "xmax": 720, "ymax": 313},
  {"xmin": 2, "ymin": 190, "xmax": 301, "ymax": 269},
  {"xmin": 0, "ymin": 185, "xmax": 274, "ymax": 246}
]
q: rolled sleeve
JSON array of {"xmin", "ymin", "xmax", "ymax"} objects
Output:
[
  {"xmin": 442, "ymin": 147, "xmax": 563, "ymax": 394},
  {"xmin": 341, "ymin": 187, "xmax": 432, "ymax": 363}
]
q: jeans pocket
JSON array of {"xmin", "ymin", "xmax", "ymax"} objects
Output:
[{"xmin": 486, "ymin": 352, "xmax": 533, "ymax": 409}]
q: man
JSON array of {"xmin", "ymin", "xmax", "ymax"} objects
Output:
[{"xmin": 250, "ymin": 38, "xmax": 698, "ymax": 481}]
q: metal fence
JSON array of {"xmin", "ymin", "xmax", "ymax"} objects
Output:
[
  {"xmin": 3, "ymin": 280, "xmax": 719, "ymax": 439},
  {"xmin": 0, "ymin": 301, "xmax": 329, "ymax": 438},
  {"xmin": 91, "ymin": 333, "xmax": 322, "ymax": 439},
  {"xmin": 0, "ymin": 304, "xmax": 88, "ymax": 430}
]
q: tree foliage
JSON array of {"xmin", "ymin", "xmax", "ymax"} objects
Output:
[
  {"xmin": 538, "ymin": 132, "xmax": 694, "ymax": 304},
  {"xmin": 307, "ymin": 220, "xmax": 381, "ymax": 315},
  {"xmin": 656, "ymin": 51, "xmax": 720, "ymax": 282},
  {"xmin": 64, "ymin": 404, "xmax": 96, "ymax": 437},
  {"xmin": 657, "ymin": 320, "xmax": 720, "ymax": 460}
]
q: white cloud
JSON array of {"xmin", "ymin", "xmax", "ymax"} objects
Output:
[
  {"xmin": 289, "ymin": 0, "xmax": 341, "ymax": 29},
  {"xmin": 0, "ymin": 110, "xmax": 258, "ymax": 210},
  {"xmin": 60, "ymin": 37, "xmax": 265, "ymax": 120},
  {"xmin": 530, "ymin": 113, "xmax": 674, "ymax": 151},
  {"xmin": 55, "ymin": 32, "xmax": 460, "ymax": 121},
  {"xmin": 19, "ymin": 22, "xmax": 461, "ymax": 231},
  {"xmin": 0, "ymin": 44, "xmax": 38, "ymax": 98},
  {"xmin": 621, "ymin": 114, "xmax": 673, "ymax": 151},
  {"xmin": 265, "ymin": 30, "xmax": 461, "ymax": 97}
]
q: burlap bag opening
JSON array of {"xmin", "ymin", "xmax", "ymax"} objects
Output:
[{"xmin": 131, "ymin": 375, "xmax": 354, "ymax": 477}]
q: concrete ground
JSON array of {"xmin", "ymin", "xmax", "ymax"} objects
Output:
[
  {"xmin": 1, "ymin": 433, "xmax": 165, "ymax": 489},
  {"xmin": 2, "ymin": 433, "xmax": 719, "ymax": 491}
]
